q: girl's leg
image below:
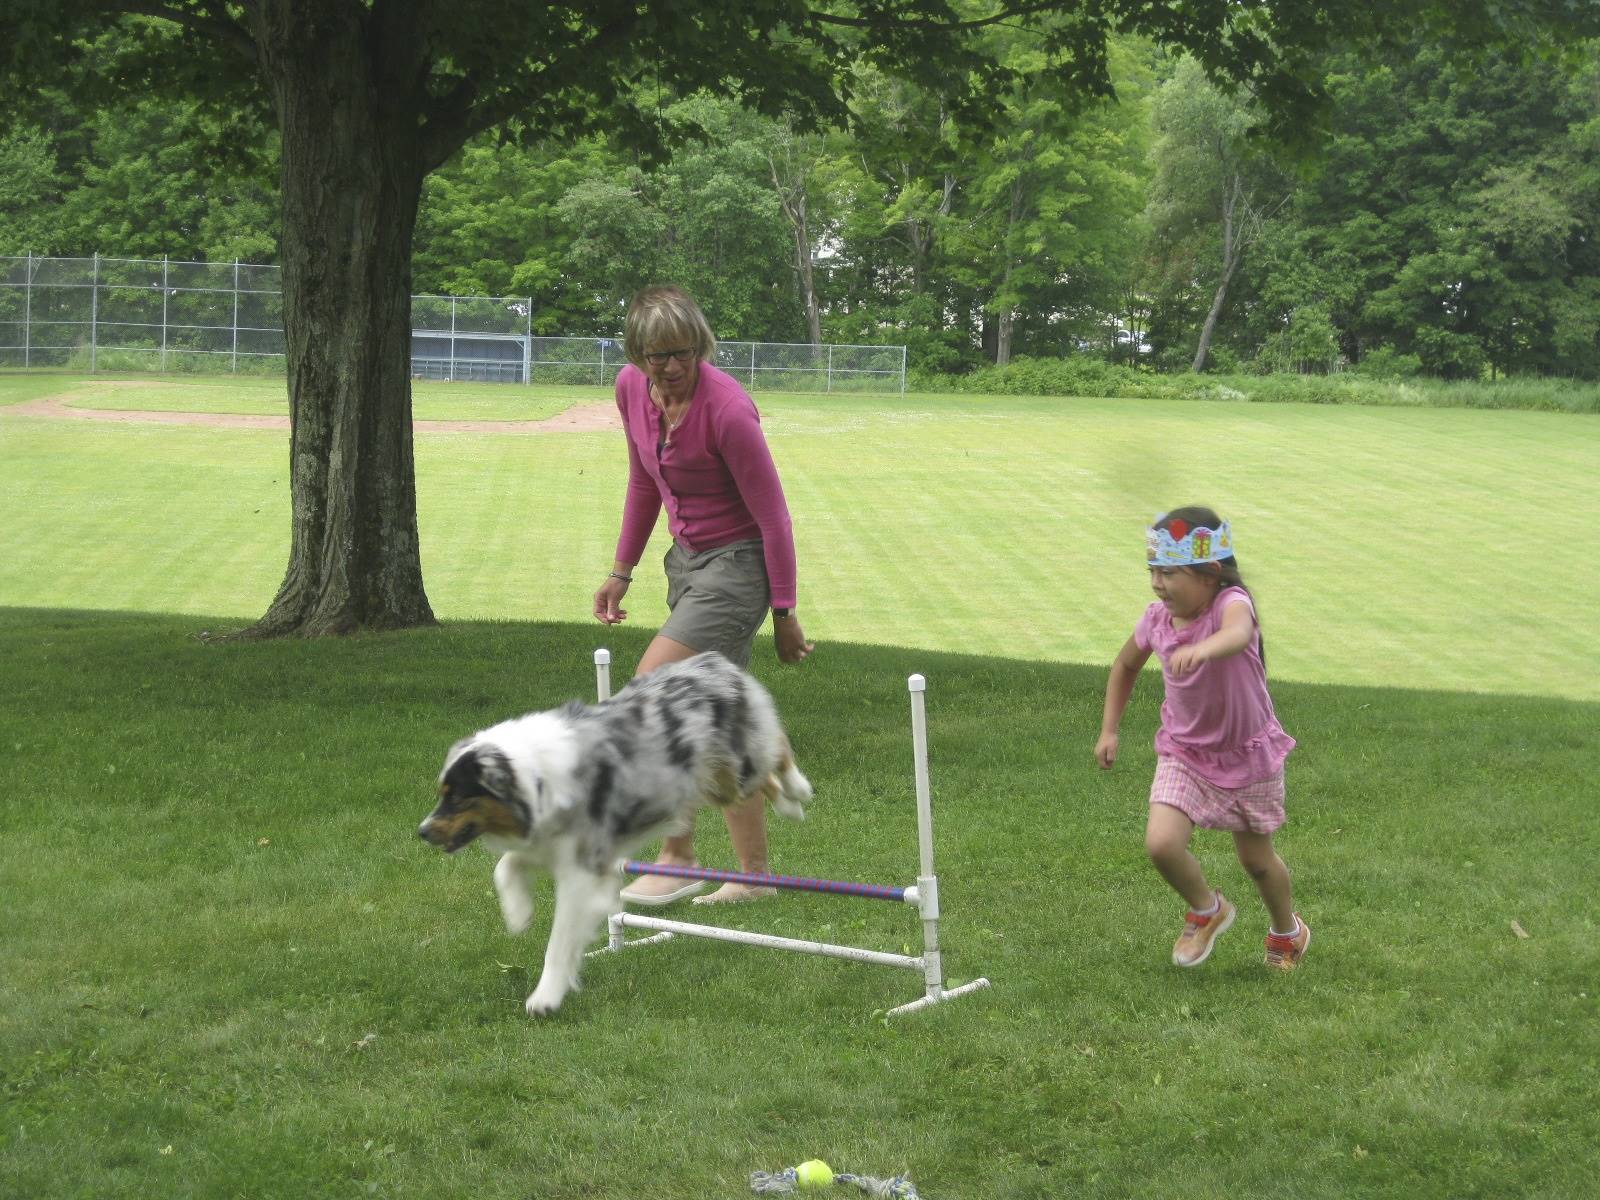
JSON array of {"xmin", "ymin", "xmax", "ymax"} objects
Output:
[
  {"xmin": 1232, "ymin": 830, "xmax": 1295, "ymax": 932},
  {"xmin": 1145, "ymin": 804, "xmax": 1215, "ymax": 910}
]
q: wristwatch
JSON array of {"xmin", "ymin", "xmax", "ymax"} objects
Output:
[{"xmin": 772, "ymin": 607, "xmax": 794, "ymax": 619}]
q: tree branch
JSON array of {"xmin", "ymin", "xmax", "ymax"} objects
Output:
[
  {"xmin": 418, "ymin": 11, "xmax": 646, "ymax": 173},
  {"xmin": 117, "ymin": 0, "xmax": 258, "ymax": 63},
  {"xmin": 808, "ymin": 0, "xmax": 1065, "ymax": 33}
]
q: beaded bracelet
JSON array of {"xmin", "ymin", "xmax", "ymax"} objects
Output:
[{"xmin": 607, "ymin": 571, "xmax": 633, "ymax": 583}]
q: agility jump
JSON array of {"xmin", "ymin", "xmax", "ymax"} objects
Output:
[{"xmin": 586, "ymin": 649, "xmax": 991, "ymax": 1017}]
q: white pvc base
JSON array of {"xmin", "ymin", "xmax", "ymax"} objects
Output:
[
  {"xmin": 885, "ymin": 977, "xmax": 993, "ymax": 1017},
  {"xmin": 588, "ymin": 913, "xmax": 991, "ymax": 1018},
  {"xmin": 596, "ymin": 913, "xmax": 921, "ymax": 969}
]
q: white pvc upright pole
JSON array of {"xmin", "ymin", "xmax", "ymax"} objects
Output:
[
  {"xmin": 594, "ymin": 648, "xmax": 612, "ymax": 701},
  {"xmin": 908, "ymin": 673, "xmax": 943, "ymax": 1003}
]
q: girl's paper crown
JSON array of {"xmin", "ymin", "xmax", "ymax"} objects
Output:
[{"xmin": 1146, "ymin": 514, "xmax": 1233, "ymax": 566}]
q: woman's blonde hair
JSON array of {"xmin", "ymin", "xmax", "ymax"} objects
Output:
[{"xmin": 623, "ymin": 285, "xmax": 717, "ymax": 368}]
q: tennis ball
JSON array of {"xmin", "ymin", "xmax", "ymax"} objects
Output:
[{"xmin": 795, "ymin": 1159, "xmax": 833, "ymax": 1190}]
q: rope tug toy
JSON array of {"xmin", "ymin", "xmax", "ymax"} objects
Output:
[{"xmin": 749, "ymin": 1165, "xmax": 922, "ymax": 1198}]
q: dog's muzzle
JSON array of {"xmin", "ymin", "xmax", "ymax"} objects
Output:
[{"xmin": 418, "ymin": 814, "xmax": 478, "ymax": 853}]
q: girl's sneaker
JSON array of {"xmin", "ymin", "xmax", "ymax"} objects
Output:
[
  {"xmin": 1264, "ymin": 914, "xmax": 1311, "ymax": 971},
  {"xmin": 1172, "ymin": 892, "xmax": 1236, "ymax": 967}
]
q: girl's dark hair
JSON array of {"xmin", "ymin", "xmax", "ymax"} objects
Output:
[{"xmin": 1153, "ymin": 505, "xmax": 1266, "ymax": 669}]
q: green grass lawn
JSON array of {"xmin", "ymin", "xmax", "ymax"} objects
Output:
[
  {"xmin": 2, "ymin": 374, "xmax": 1598, "ymax": 1198},
  {"xmin": 2, "ymin": 613, "xmax": 1596, "ymax": 1199}
]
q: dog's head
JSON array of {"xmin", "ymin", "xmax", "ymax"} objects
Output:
[{"xmin": 418, "ymin": 740, "xmax": 529, "ymax": 853}]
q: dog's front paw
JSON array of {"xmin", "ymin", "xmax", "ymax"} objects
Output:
[{"xmin": 524, "ymin": 984, "xmax": 568, "ymax": 1017}]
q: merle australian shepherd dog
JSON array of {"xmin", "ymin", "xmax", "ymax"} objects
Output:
[{"xmin": 418, "ymin": 652, "xmax": 812, "ymax": 1016}]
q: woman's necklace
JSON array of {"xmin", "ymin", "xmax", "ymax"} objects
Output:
[{"xmin": 654, "ymin": 384, "xmax": 690, "ymax": 448}]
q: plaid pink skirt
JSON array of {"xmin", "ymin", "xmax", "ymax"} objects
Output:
[{"xmin": 1150, "ymin": 755, "xmax": 1286, "ymax": 834}]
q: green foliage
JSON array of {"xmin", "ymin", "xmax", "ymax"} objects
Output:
[
  {"xmin": 1349, "ymin": 346, "xmax": 1425, "ymax": 380},
  {"xmin": 1254, "ymin": 303, "xmax": 1342, "ymax": 374},
  {"xmin": 914, "ymin": 354, "xmax": 1149, "ymax": 397},
  {"xmin": 7, "ymin": 13, "xmax": 1600, "ymax": 384},
  {"xmin": 0, "ymin": 127, "xmax": 60, "ymax": 253},
  {"xmin": 1239, "ymin": 43, "xmax": 1600, "ymax": 380},
  {"xmin": 0, "ymin": 93, "xmax": 279, "ymax": 261},
  {"xmin": 912, "ymin": 354, "xmax": 1600, "ymax": 412}
]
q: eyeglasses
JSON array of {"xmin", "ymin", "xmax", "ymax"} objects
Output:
[{"xmin": 644, "ymin": 347, "xmax": 696, "ymax": 367}]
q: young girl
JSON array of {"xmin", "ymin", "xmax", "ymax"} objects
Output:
[{"xmin": 1095, "ymin": 507, "xmax": 1309, "ymax": 970}]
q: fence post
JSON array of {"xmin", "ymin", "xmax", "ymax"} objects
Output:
[
  {"xmin": 161, "ymin": 257, "xmax": 169, "ymax": 373},
  {"xmin": 23, "ymin": 252, "xmax": 32, "ymax": 368},
  {"xmin": 900, "ymin": 345, "xmax": 907, "ymax": 396},
  {"xmin": 525, "ymin": 301, "xmax": 532, "ymax": 385},
  {"xmin": 750, "ymin": 341, "xmax": 757, "ymax": 392},
  {"xmin": 450, "ymin": 295, "xmax": 457, "ymax": 382},
  {"xmin": 827, "ymin": 343, "xmax": 834, "ymax": 394},
  {"xmin": 90, "ymin": 252, "xmax": 100, "ymax": 373},
  {"xmin": 232, "ymin": 259, "xmax": 240, "ymax": 374}
]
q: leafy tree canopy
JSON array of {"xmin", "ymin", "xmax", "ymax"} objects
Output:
[{"xmin": 8, "ymin": 1, "xmax": 1595, "ymax": 158}]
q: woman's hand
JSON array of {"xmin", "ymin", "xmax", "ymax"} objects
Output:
[
  {"xmin": 594, "ymin": 575, "xmax": 630, "ymax": 625},
  {"xmin": 1094, "ymin": 732, "xmax": 1119, "ymax": 770},
  {"xmin": 774, "ymin": 615, "xmax": 814, "ymax": 664}
]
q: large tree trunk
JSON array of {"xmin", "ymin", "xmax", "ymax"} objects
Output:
[
  {"xmin": 994, "ymin": 179, "xmax": 1025, "ymax": 366},
  {"xmin": 1192, "ymin": 175, "xmax": 1244, "ymax": 374},
  {"xmin": 247, "ymin": 2, "xmax": 435, "ymax": 636},
  {"xmin": 1191, "ymin": 261, "xmax": 1236, "ymax": 373},
  {"xmin": 769, "ymin": 152, "xmax": 823, "ymax": 346}
]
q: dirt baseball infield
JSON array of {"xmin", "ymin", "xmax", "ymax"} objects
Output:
[{"xmin": 7, "ymin": 381, "xmax": 621, "ymax": 434}]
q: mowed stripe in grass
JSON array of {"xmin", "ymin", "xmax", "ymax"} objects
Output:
[{"xmin": 1, "ymin": 375, "xmax": 1595, "ymax": 700}]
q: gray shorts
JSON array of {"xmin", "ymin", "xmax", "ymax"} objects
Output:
[{"xmin": 659, "ymin": 539, "xmax": 770, "ymax": 668}]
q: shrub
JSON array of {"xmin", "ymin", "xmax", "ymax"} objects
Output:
[
  {"xmin": 1354, "ymin": 346, "xmax": 1425, "ymax": 380},
  {"xmin": 908, "ymin": 355, "xmax": 1600, "ymax": 413}
]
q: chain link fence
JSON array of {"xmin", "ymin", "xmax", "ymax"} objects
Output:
[{"xmin": 1, "ymin": 254, "xmax": 905, "ymax": 393}]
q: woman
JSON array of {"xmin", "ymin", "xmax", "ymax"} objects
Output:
[{"xmin": 594, "ymin": 284, "xmax": 814, "ymax": 905}]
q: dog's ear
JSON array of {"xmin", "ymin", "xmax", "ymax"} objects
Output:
[
  {"xmin": 440, "ymin": 745, "xmax": 513, "ymax": 803},
  {"xmin": 441, "ymin": 736, "xmax": 476, "ymax": 771}
]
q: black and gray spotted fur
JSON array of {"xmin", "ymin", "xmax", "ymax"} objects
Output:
[{"xmin": 418, "ymin": 652, "xmax": 812, "ymax": 1016}]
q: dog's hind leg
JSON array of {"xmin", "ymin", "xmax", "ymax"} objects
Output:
[
  {"xmin": 494, "ymin": 853, "xmax": 537, "ymax": 935},
  {"xmin": 525, "ymin": 870, "xmax": 619, "ymax": 1017}
]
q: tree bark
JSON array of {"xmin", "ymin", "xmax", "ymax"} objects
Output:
[
  {"xmin": 769, "ymin": 151, "xmax": 823, "ymax": 346},
  {"xmin": 994, "ymin": 178, "xmax": 1026, "ymax": 366},
  {"xmin": 246, "ymin": 2, "xmax": 436, "ymax": 636}
]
